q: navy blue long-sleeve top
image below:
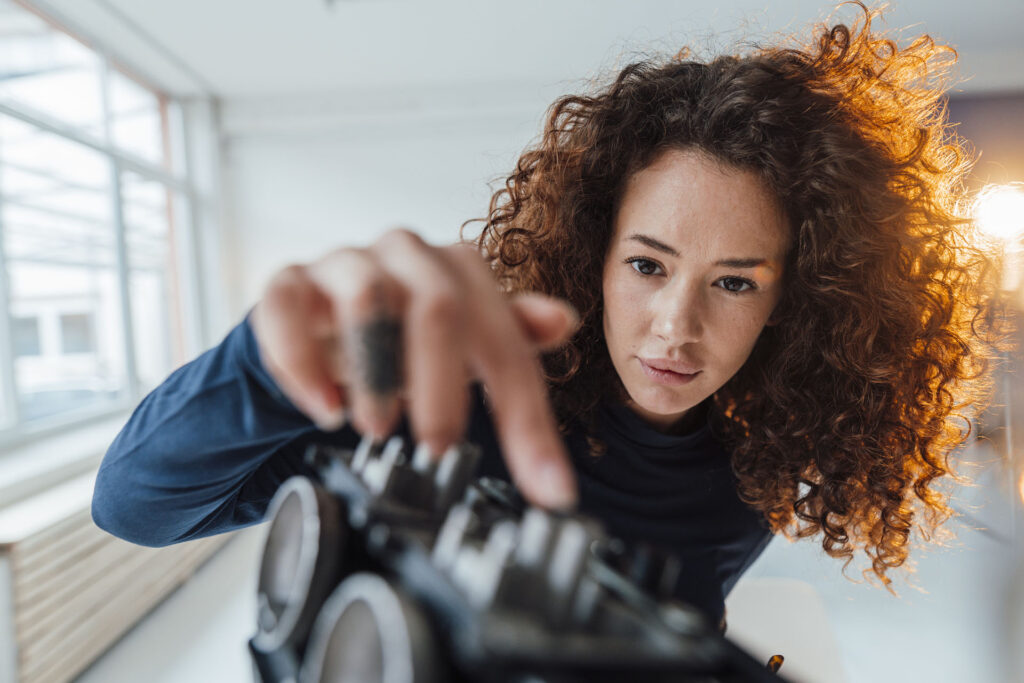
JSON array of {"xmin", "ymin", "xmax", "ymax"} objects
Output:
[{"xmin": 92, "ymin": 314, "xmax": 773, "ymax": 624}]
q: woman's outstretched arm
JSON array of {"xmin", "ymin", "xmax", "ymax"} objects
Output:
[{"xmin": 91, "ymin": 313, "xmax": 338, "ymax": 547}]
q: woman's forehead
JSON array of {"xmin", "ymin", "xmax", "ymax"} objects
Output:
[{"xmin": 612, "ymin": 148, "xmax": 790, "ymax": 259}]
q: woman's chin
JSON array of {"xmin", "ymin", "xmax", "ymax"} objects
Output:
[{"xmin": 625, "ymin": 387, "xmax": 695, "ymax": 422}]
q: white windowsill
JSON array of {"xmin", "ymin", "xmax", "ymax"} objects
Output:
[{"xmin": 0, "ymin": 412, "xmax": 130, "ymax": 509}]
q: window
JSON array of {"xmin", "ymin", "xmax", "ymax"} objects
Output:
[
  {"xmin": 11, "ymin": 316, "xmax": 39, "ymax": 356},
  {"xmin": 60, "ymin": 313, "xmax": 95, "ymax": 353},
  {"xmin": 0, "ymin": 1, "xmax": 195, "ymax": 443}
]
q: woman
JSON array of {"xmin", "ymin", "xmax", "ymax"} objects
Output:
[{"xmin": 91, "ymin": 4, "xmax": 1000, "ymax": 628}]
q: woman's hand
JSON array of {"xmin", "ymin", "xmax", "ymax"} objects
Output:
[{"xmin": 249, "ymin": 228, "xmax": 580, "ymax": 510}]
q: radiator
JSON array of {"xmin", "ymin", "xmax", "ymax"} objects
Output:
[{"xmin": 0, "ymin": 473, "xmax": 229, "ymax": 683}]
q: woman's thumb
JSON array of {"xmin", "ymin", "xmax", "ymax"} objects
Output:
[{"xmin": 509, "ymin": 293, "xmax": 581, "ymax": 351}]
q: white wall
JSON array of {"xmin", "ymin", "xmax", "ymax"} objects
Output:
[{"xmin": 220, "ymin": 84, "xmax": 561, "ymax": 319}]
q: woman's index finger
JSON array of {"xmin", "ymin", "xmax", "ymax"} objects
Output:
[{"xmin": 444, "ymin": 245, "xmax": 579, "ymax": 510}]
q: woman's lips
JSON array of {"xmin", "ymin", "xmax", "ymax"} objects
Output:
[{"xmin": 639, "ymin": 359, "xmax": 701, "ymax": 386}]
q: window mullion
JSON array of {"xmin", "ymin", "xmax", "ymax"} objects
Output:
[
  {"xmin": 101, "ymin": 57, "xmax": 140, "ymax": 403},
  {"xmin": 111, "ymin": 168, "xmax": 139, "ymax": 401},
  {"xmin": 0, "ymin": 188, "xmax": 22, "ymax": 427},
  {"xmin": 169, "ymin": 101, "xmax": 205, "ymax": 359}
]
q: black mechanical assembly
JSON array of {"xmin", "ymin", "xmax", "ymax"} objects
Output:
[{"xmin": 248, "ymin": 435, "xmax": 791, "ymax": 683}]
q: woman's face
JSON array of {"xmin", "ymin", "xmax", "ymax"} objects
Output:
[{"xmin": 602, "ymin": 148, "xmax": 789, "ymax": 432}]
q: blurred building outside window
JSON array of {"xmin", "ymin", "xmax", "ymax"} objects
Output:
[
  {"xmin": 11, "ymin": 314, "xmax": 37, "ymax": 355},
  {"xmin": 0, "ymin": 0, "xmax": 195, "ymax": 450},
  {"xmin": 59, "ymin": 312, "xmax": 95, "ymax": 353}
]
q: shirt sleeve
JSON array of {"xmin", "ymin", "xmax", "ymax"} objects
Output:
[{"xmin": 91, "ymin": 312, "xmax": 358, "ymax": 547}]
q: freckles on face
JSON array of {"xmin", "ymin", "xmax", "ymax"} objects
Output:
[{"xmin": 601, "ymin": 148, "xmax": 789, "ymax": 432}]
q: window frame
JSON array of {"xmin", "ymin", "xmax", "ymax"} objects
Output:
[{"xmin": 0, "ymin": 7, "xmax": 201, "ymax": 453}]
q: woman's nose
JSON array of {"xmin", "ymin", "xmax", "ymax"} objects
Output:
[{"xmin": 651, "ymin": 283, "xmax": 704, "ymax": 344}]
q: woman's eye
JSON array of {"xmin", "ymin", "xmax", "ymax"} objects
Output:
[
  {"xmin": 626, "ymin": 258, "xmax": 662, "ymax": 276},
  {"xmin": 716, "ymin": 276, "xmax": 756, "ymax": 293}
]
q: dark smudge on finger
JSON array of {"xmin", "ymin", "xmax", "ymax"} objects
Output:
[{"xmin": 356, "ymin": 315, "xmax": 404, "ymax": 396}]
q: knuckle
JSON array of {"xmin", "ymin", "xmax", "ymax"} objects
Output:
[
  {"xmin": 264, "ymin": 265, "xmax": 312, "ymax": 309},
  {"xmin": 377, "ymin": 227, "xmax": 423, "ymax": 250},
  {"xmin": 507, "ymin": 343, "xmax": 538, "ymax": 372},
  {"xmin": 446, "ymin": 241, "xmax": 478, "ymax": 256},
  {"xmin": 349, "ymin": 275, "xmax": 400, "ymax": 313},
  {"xmin": 479, "ymin": 341, "xmax": 539, "ymax": 397},
  {"xmin": 267, "ymin": 263, "xmax": 306, "ymax": 290},
  {"xmin": 323, "ymin": 244, "xmax": 359, "ymax": 260},
  {"xmin": 415, "ymin": 287, "xmax": 463, "ymax": 326},
  {"xmin": 445, "ymin": 242, "xmax": 485, "ymax": 268},
  {"xmin": 317, "ymin": 245, "xmax": 365, "ymax": 272},
  {"xmin": 445, "ymin": 245, "xmax": 498, "ymax": 291},
  {"xmin": 276, "ymin": 262, "xmax": 307, "ymax": 280}
]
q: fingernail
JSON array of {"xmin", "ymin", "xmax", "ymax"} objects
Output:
[
  {"xmin": 536, "ymin": 460, "xmax": 578, "ymax": 511},
  {"xmin": 423, "ymin": 438, "xmax": 449, "ymax": 462},
  {"xmin": 561, "ymin": 302, "xmax": 581, "ymax": 331},
  {"xmin": 315, "ymin": 408, "xmax": 347, "ymax": 432},
  {"xmin": 565, "ymin": 303, "xmax": 581, "ymax": 327}
]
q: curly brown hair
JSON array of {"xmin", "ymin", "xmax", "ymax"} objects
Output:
[{"xmin": 463, "ymin": 3, "xmax": 1004, "ymax": 591}]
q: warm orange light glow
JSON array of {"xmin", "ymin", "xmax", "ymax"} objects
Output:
[{"xmin": 974, "ymin": 183, "xmax": 1024, "ymax": 244}]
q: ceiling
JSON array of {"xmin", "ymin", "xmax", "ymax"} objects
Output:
[{"xmin": 29, "ymin": 0, "xmax": 1024, "ymax": 100}]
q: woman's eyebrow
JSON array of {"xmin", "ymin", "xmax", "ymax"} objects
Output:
[
  {"xmin": 715, "ymin": 257, "xmax": 773, "ymax": 269},
  {"xmin": 627, "ymin": 233, "xmax": 679, "ymax": 256},
  {"xmin": 627, "ymin": 234, "xmax": 773, "ymax": 269}
]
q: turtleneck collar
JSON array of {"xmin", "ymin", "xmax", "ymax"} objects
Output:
[{"xmin": 595, "ymin": 398, "xmax": 716, "ymax": 454}]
